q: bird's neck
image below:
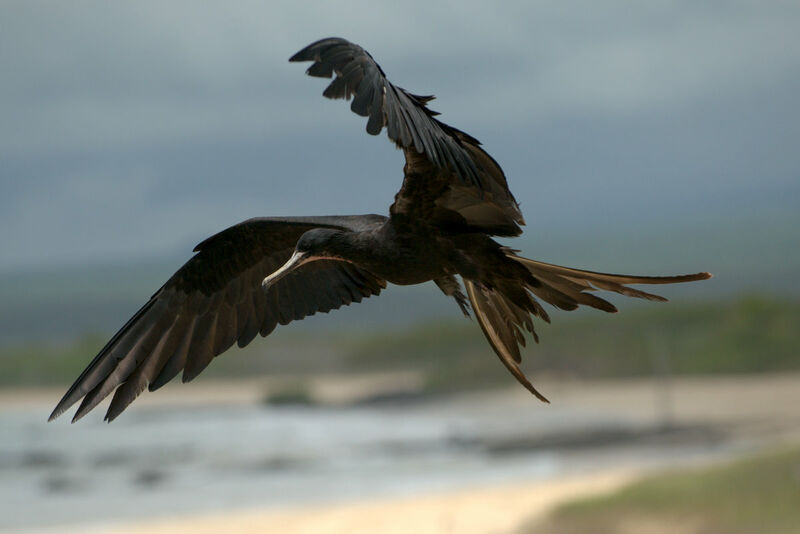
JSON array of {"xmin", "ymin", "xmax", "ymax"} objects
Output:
[{"xmin": 326, "ymin": 223, "xmax": 443, "ymax": 285}]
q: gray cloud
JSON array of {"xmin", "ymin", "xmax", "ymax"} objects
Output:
[
  {"xmin": 4, "ymin": 2, "xmax": 798, "ymax": 154},
  {"xmin": 1, "ymin": 1, "xmax": 799, "ymax": 272}
]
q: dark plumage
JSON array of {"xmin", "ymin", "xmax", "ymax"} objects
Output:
[{"xmin": 50, "ymin": 37, "xmax": 710, "ymax": 423}]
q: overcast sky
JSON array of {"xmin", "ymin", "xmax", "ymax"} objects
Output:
[{"xmin": 2, "ymin": 1, "xmax": 799, "ymax": 273}]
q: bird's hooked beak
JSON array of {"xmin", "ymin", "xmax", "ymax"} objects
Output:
[{"xmin": 261, "ymin": 250, "xmax": 311, "ymax": 289}]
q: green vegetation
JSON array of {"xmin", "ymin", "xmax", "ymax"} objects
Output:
[
  {"xmin": 1, "ymin": 295, "xmax": 798, "ymax": 389},
  {"xmin": 0, "ymin": 333, "xmax": 108, "ymax": 387},
  {"xmin": 0, "ymin": 327, "xmax": 354, "ymax": 388},
  {"xmin": 262, "ymin": 380, "xmax": 315, "ymax": 406},
  {"xmin": 524, "ymin": 446, "xmax": 800, "ymax": 534},
  {"xmin": 348, "ymin": 295, "xmax": 800, "ymax": 391}
]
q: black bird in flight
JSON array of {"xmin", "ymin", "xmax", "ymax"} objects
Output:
[{"xmin": 50, "ymin": 38, "xmax": 710, "ymax": 423}]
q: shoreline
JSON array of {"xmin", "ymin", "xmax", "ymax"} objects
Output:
[
  {"xmin": 92, "ymin": 469, "xmax": 640, "ymax": 534},
  {"xmin": 10, "ymin": 370, "xmax": 800, "ymax": 413},
  {"xmin": 7, "ymin": 372, "xmax": 800, "ymax": 534},
  {"xmin": 40, "ymin": 439, "xmax": 800, "ymax": 534}
]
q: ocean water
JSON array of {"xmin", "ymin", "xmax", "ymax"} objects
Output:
[{"xmin": 0, "ymin": 393, "xmax": 730, "ymax": 533}]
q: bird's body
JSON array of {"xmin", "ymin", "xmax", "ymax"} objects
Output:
[
  {"xmin": 311, "ymin": 218, "xmax": 450, "ymax": 286},
  {"xmin": 50, "ymin": 38, "xmax": 710, "ymax": 423},
  {"xmin": 290, "ymin": 217, "xmax": 517, "ymax": 287}
]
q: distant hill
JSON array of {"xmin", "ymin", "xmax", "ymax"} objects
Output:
[
  {"xmin": 1, "ymin": 205, "xmax": 797, "ymax": 346},
  {"xmin": 2, "ymin": 295, "xmax": 798, "ymax": 389}
]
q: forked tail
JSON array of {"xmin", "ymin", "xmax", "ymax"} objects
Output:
[{"xmin": 465, "ymin": 254, "xmax": 711, "ymax": 402}]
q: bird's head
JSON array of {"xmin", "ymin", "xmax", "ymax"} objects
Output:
[{"xmin": 261, "ymin": 228, "xmax": 344, "ymax": 289}]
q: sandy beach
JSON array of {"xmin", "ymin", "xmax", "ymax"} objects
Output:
[{"xmin": 96, "ymin": 469, "xmax": 638, "ymax": 534}]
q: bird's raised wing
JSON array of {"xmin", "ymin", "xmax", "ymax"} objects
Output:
[
  {"xmin": 290, "ymin": 37, "xmax": 524, "ymax": 237},
  {"xmin": 50, "ymin": 215, "xmax": 387, "ymax": 423}
]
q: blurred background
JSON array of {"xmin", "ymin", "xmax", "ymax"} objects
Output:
[{"xmin": 1, "ymin": 2, "xmax": 798, "ymax": 533}]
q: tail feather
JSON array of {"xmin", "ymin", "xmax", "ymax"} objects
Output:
[
  {"xmin": 516, "ymin": 257, "xmax": 711, "ymax": 286},
  {"xmin": 528, "ymin": 268, "xmax": 618, "ymax": 312},
  {"xmin": 465, "ymin": 254, "xmax": 711, "ymax": 402},
  {"xmin": 465, "ymin": 280, "xmax": 549, "ymax": 402}
]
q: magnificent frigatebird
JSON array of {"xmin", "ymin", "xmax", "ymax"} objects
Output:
[{"xmin": 50, "ymin": 37, "xmax": 710, "ymax": 423}]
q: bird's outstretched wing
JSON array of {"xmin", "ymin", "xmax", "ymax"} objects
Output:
[
  {"xmin": 290, "ymin": 37, "xmax": 524, "ymax": 237},
  {"xmin": 49, "ymin": 215, "xmax": 387, "ymax": 423}
]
